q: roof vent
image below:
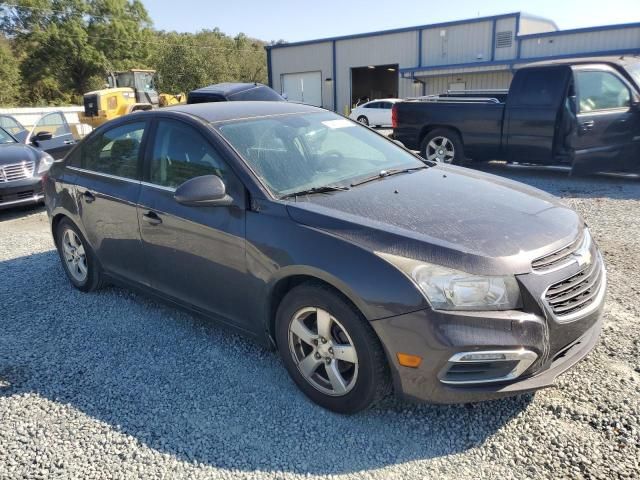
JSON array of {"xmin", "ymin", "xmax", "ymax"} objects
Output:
[{"xmin": 496, "ymin": 31, "xmax": 513, "ymax": 49}]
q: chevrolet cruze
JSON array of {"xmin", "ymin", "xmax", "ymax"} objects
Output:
[{"xmin": 45, "ymin": 102, "xmax": 606, "ymax": 413}]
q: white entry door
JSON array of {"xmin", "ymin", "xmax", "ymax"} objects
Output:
[{"xmin": 281, "ymin": 72, "xmax": 322, "ymax": 107}]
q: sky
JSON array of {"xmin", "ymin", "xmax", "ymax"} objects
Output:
[{"xmin": 145, "ymin": 0, "xmax": 640, "ymax": 41}]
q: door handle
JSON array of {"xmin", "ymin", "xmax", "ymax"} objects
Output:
[
  {"xmin": 142, "ymin": 211, "xmax": 162, "ymax": 226},
  {"xmin": 63, "ymin": 140, "xmax": 75, "ymax": 145},
  {"xmin": 579, "ymin": 120, "xmax": 595, "ymax": 133},
  {"xmin": 82, "ymin": 190, "xmax": 95, "ymax": 203}
]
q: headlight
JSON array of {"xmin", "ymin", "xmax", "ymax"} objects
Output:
[
  {"xmin": 37, "ymin": 154, "xmax": 54, "ymax": 174},
  {"xmin": 377, "ymin": 253, "xmax": 521, "ymax": 311}
]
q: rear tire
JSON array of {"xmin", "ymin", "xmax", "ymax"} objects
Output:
[
  {"xmin": 275, "ymin": 283, "xmax": 391, "ymax": 414},
  {"xmin": 420, "ymin": 128, "xmax": 466, "ymax": 165},
  {"xmin": 356, "ymin": 116, "xmax": 369, "ymax": 126},
  {"xmin": 55, "ymin": 218, "xmax": 104, "ymax": 292}
]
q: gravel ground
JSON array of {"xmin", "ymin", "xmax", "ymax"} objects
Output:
[{"xmin": 0, "ymin": 167, "xmax": 639, "ymax": 479}]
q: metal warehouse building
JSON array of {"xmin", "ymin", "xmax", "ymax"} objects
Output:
[{"xmin": 265, "ymin": 12, "xmax": 640, "ymax": 113}]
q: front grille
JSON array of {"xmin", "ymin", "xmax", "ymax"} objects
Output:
[
  {"xmin": 545, "ymin": 256, "xmax": 604, "ymax": 318},
  {"xmin": 0, "ymin": 161, "xmax": 35, "ymax": 183},
  {"xmin": 532, "ymin": 232, "xmax": 586, "ymax": 272}
]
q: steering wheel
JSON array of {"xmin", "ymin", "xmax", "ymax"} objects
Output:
[{"xmin": 316, "ymin": 149, "xmax": 345, "ymax": 171}]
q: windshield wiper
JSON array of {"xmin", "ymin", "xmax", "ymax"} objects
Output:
[
  {"xmin": 280, "ymin": 184, "xmax": 350, "ymax": 200},
  {"xmin": 350, "ymin": 165, "xmax": 427, "ymax": 187}
]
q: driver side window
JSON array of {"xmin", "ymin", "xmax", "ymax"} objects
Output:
[
  {"xmin": 150, "ymin": 120, "xmax": 227, "ymax": 189},
  {"xmin": 576, "ymin": 70, "xmax": 631, "ymax": 112}
]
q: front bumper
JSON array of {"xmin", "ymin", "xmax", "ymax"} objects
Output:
[
  {"xmin": 371, "ymin": 273, "xmax": 605, "ymax": 404},
  {"xmin": 0, "ymin": 176, "xmax": 44, "ymax": 210}
]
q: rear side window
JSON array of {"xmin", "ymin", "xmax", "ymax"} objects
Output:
[
  {"xmin": 517, "ymin": 69, "xmax": 566, "ymax": 106},
  {"xmin": 82, "ymin": 122, "xmax": 145, "ymax": 179},
  {"xmin": 576, "ymin": 70, "xmax": 631, "ymax": 112},
  {"xmin": 149, "ymin": 120, "xmax": 227, "ymax": 188}
]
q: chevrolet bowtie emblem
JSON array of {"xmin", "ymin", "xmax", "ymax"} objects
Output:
[{"xmin": 573, "ymin": 247, "xmax": 592, "ymax": 267}]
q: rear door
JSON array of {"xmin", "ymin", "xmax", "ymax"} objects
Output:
[
  {"xmin": 29, "ymin": 112, "xmax": 76, "ymax": 159},
  {"xmin": 363, "ymin": 101, "xmax": 381, "ymax": 124},
  {"xmin": 69, "ymin": 120, "xmax": 149, "ymax": 284},
  {"xmin": 505, "ymin": 66, "xmax": 572, "ymax": 164},
  {"xmin": 571, "ymin": 66, "xmax": 640, "ymax": 174},
  {"xmin": 137, "ymin": 117, "xmax": 250, "ymax": 329}
]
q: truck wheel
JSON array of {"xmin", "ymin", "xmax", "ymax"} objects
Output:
[
  {"xmin": 420, "ymin": 129, "xmax": 466, "ymax": 165},
  {"xmin": 357, "ymin": 116, "xmax": 369, "ymax": 126}
]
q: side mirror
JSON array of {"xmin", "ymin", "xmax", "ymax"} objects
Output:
[
  {"xmin": 31, "ymin": 131, "xmax": 53, "ymax": 145},
  {"xmin": 174, "ymin": 175, "xmax": 233, "ymax": 207}
]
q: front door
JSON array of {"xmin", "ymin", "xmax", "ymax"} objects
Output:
[
  {"xmin": 137, "ymin": 118, "xmax": 249, "ymax": 329},
  {"xmin": 571, "ymin": 67, "xmax": 640, "ymax": 174},
  {"xmin": 29, "ymin": 112, "xmax": 76, "ymax": 159},
  {"xmin": 70, "ymin": 120, "xmax": 149, "ymax": 284},
  {"xmin": 505, "ymin": 66, "xmax": 572, "ymax": 164}
]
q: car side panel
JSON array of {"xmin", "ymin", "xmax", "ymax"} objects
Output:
[{"xmin": 243, "ymin": 200, "xmax": 430, "ymax": 335}]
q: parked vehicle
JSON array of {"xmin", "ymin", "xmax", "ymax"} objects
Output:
[
  {"xmin": 0, "ymin": 112, "xmax": 76, "ymax": 160},
  {"xmin": 393, "ymin": 56, "xmax": 640, "ymax": 174},
  {"xmin": 187, "ymin": 83, "xmax": 284, "ymax": 104},
  {"xmin": 349, "ymin": 98, "xmax": 402, "ymax": 127},
  {"xmin": 0, "ymin": 127, "xmax": 55, "ymax": 209},
  {"xmin": 45, "ymin": 102, "xmax": 605, "ymax": 413}
]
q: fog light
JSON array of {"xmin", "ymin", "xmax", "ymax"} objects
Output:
[
  {"xmin": 397, "ymin": 353, "xmax": 422, "ymax": 368},
  {"xmin": 459, "ymin": 352, "xmax": 507, "ymax": 361}
]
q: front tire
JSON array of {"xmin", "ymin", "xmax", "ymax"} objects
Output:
[
  {"xmin": 55, "ymin": 218, "xmax": 104, "ymax": 292},
  {"xmin": 276, "ymin": 283, "xmax": 391, "ymax": 414},
  {"xmin": 420, "ymin": 128, "xmax": 466, "ymax": 165},
  {"xmin": 356, "ymin": 116, "xmax": 369, "ymax": 126}
]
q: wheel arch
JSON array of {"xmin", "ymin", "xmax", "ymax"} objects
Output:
[
  {"xmin": 265, "ymin": 268, "xmax": 372, "ymax": 347},
  {"xmin": 418, "ymin": 124, "xmax": 464, "ymax": 149}
]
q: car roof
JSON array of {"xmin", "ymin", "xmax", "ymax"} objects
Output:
[
  {"xmin": 189, "ymin": 82, "xmax": 269, "ymax": 96},
  {"xmin": 164, "ymin": 101, "xmax": 326, "ymax": 123}
]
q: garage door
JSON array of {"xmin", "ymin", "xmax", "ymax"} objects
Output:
[{"xmin": 281, "ymin": 72, "xmax": 322, "ymax": 107}]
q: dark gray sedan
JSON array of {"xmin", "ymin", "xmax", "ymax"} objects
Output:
[{"xmin": 44, "ymin": 102, "xmax": 606, "ymax": 413}]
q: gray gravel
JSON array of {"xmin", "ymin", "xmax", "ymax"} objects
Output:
[{"xmin": 1, "ymin": 168, "xmax": 639, "ymax": 479}]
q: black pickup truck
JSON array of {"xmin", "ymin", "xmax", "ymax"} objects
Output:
[{"xmin": 392, "ymin": 56, "xmax": 640, "ymax": 174}]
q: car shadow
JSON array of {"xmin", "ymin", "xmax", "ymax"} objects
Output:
[
  {"xmin": 0, "ymin": 203, "xmax": 45, "ymax": 222},
  {"xmin": 473, "ymin": 162, "xmax": 640, "ymax": 200},
  {"xmin": 0, "ymin": 250, "xmax": 533, "ymax": 475}
]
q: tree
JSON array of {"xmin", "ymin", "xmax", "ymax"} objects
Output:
[
  {"xmin": 0, "ymin": 37, "xmax": 21, "ymax": 106},
  {"xmin": 1, "ymin": 0, "xmax": 153, "ymax": 105}
]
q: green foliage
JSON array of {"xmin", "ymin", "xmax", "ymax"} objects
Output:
[
  {"xmin": 0, "ymin": 38, "xmax": 21, "ymax": 106},
  {"xmin": 150, "ymin": 29, "xmax": 267, "ymax": 95},
  {"xmin": 0, "ymin": 1, "xmax": 269, "ymax": 106},
  {"xmin": 2, "ymin": 0, "xmax": 153, "ymax": 105}
]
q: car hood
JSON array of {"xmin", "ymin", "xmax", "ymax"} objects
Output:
[
  {"xmin": 0, "ymin": 143, "xmax": 40, "ymax": 166},
  {"xmin": 285, "ymin": 165, "xmax": 583, "ymax": 275}
]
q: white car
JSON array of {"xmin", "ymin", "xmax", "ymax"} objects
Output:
[{"xmin": 348, "ymin": 99, "xmax": 402, "ymax": 127}]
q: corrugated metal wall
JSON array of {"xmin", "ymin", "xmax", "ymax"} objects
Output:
[
  {"xmin": 520, "ymin": 26, "xmax": 640, "ymax": 58},
  {"xmin": 494, "ymin": 17, "xmax": 518, "ymax": 61},
  {"xmin": 335, "ymin": 31, "xmax": 418, "ymax": 114},
  {"xmin": 270, "ymin": 42, "xmax": 334, "ymax": 109},
  {"xmin": 421, "ymin": 21, "xmax": 494, "ymax": 66},
  {"xmin": 416, "ymin": 70, "xmax": 513, "ymax": 95}
]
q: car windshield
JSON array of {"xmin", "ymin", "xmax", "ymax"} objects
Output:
[
  {"xmin": 626, "ymin": 61, "xmax": 640, "ymax": 88},
  {"xmin": 217, "ymin": 112, "xmax": 425, "ymax": 197},
  {"xmin": 0, "ymin": 127, "xmax": 17, "ymax": 144}
]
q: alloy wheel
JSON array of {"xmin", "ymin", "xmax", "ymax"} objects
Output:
[
  {"xmin": 426, "ymin": 136, "xmax": 455, "ymax": 163},
  {"xmin": 288, "ymin": 307, "xmax": 359, "ymax": 396},
  {"xmin": 61, "ymin": 228, "xmax": 88, "ymax": 283}
]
